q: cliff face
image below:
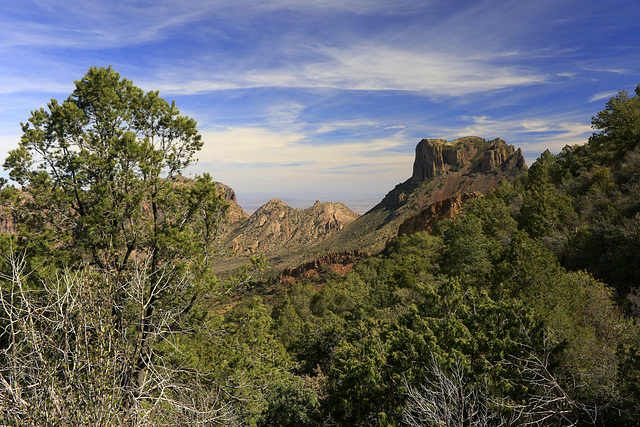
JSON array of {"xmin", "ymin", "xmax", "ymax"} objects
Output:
[
  {"xmin": 481, "ymin": 143, "xmax": 526, "ymax": 172},
  {"xmin": 376, "ymin": 137, "xmax": 525, "ymax": 212},
  {"xmin": 317, "ymin": 136, "xmax": 527, "ymax": 254},
  {"xmin": 215, "ymin": 182, "xmax": 249, "ymax": 223},
  {"xmin": 411, "ymin": 137, "xmax": 482, "ymax": 182},
  {"xmin": 411, "ymin": 136, "xmax": 525, "ymax": 182}
]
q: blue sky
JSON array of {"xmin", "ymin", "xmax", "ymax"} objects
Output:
[{"xmin": 1, "ymin": 0, "xmax": 639, "ymax": 213}]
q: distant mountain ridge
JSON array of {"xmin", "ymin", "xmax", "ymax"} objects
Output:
[
  {"xmin": 1, "ymin": 136, "xmax": 527, "ymax": 274},
  {"xmin": 219, "ymin": 198, "xmax": 359, "ymax": 257}
]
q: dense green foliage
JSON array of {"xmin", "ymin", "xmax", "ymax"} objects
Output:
[
  {"xmin": 0, "ymin": 67, "xmax": 234, "ymax": 425},
  {"xmin": 1, "ymin": 70, "xmax": 640, "ymax": 425},
  {"xmin": 262, "ymin": 85, "xmax": 640, "ymax": 425}
]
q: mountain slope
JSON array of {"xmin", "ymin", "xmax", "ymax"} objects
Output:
[
  {"xmin": 213, "ymin": 199, "xmax": 360, "ymax": 273},
  {"xmin": 214, "ymin": 136, "xmax": 526, "ymax": 273},
  {"xmin": 314, "ymin": 136, "xmax": 527, "ymax": 253}
]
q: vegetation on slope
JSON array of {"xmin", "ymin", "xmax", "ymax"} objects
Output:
[{"xmin": 1, "ymin": 68, "xmax": 639, "ymax": 426}]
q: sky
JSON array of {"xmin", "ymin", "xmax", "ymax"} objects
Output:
[{"xmin": 0, "ymin": 0, "xmax": 639, "ymax": 213}]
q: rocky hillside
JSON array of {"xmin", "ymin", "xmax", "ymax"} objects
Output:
[
  {"xmin": 313, "ymin": 136, "xmax": 527, "ymax": 253},
  {"xmin": 216, "ymin": 136, "xmax": 527, "ymax": 274},
  {"xmin": 215, "ymin": 182, "xmax": 249, "ymax": 223},
  {"xmin": 397, "ymin": 191, "xmax": 484, "ymax": 236},
  {"xmin": 216, "ymin": 199, "xmax": 359, "ymax": 269}
]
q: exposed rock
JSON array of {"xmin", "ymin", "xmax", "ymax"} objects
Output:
[
  {"xmin": 215, "ymin": 182, "xmax": 249, "ymax": 223},
  {"xmin": 373, "ymin": 137, "xmax": 526, "ymax": 212},
  {"xmin": 398, "ymin": 192, "xmax": 484, "ymax": 236},
  {"xmin": 480, "ymin": 141, "xmax": 527, "ymax": 173},
  {"xmin": 411, "ymin": 137, "xmax": 482, "ymax": 182},
  {"xmin": 315, "ymin": 136, "xmax": 527, "ymax": 255},
  {"xmin": 222, "ymin": 199, "xmax": 360, "ymax": 257},
  {"xmin": 280, "ymin": 250, "xmax": 371, "ymax": 279}
]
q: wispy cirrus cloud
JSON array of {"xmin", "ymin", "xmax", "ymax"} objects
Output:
[
  {"xmin": 441, "ymin": 115, "xmax": 593, "ymax": 152},
  {"xmin": 141, "ymin": 43, "xmax": 548, "ymax": 97},
  {"xmin": 194, "ymin": 125, "xmax": 414, "ymax": 199},
  {"xmin": 583, "ymin": 67, "xmax": 633, "ymax": 75},
  {"xmin": 589, "ymin": 91, "xmax": 619, "ymax": 103},
  {"xmin": 1, "ymin": 0, "xmax": 638, "ymax": 209},
  {"xmin": 0, "ymin": 0, "xmax": 432, "ymax": 50}
]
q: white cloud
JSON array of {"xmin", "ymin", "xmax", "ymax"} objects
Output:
[
  {"xmin": 0, "ymin": 0, "xmax": 431, "ymax": 51},
  {"xmin": 583, "ymin": 67, "xmax": 632, "ymax": 74},
  {"xmin": 314, "ymin": 120, "xmax": 381, "ymax": 134},
  {"xmin": 146, "ymin": 43, "xmax": 547, "ymax": 97},
  {"xmin": 193, "ymin": 125, "xmax": 414, "ymax": 199},
  {"xmin": 198, "ymin": 126, "xmax": 411, "ymax": 170},
  {"xmin": 0, "ymin": 135, "xmax": 21, "ymax": 180},
  {"xmin": 589, "ymin": 91, "xmax": 618, "ymax": 103},
  {"xmin": 0, "ymin": 1, "xmax": 215, "ymax": 49},
  {"xmin": 443, "ymin": 115, "xmax": 593, "ymax": 152}
]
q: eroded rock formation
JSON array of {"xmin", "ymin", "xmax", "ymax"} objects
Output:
[
  {"xmin": 224, "ymin": 199, "xmax": 360, "ymax": 256},
  {"xmin": 281, "ymin": 250, "xmax": 371, "ymax": 279},
  {"xmin": 215, "ymin": 182, "xmax": 249, "ymax": 223}
]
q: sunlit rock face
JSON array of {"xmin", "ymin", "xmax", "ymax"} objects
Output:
[
  {"xmin": 223, "ymin": 198, "xmax": 360, "ymax": 256},
  {"xmin": 410, "ymin": 136, "xmax": 526, "ymax": 183}
]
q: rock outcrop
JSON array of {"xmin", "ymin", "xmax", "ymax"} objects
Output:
[
  {"xmin": 411, "ymin": 137, "xmax": 481, "ymax": 182},
  {"xmin": 410, "ymin": 136, "xmax": 525, "ymax": 182},
  {"xmin": 398, "ymin": 192, "xmax": 483, "ymax": 236},
  {"xmin": 481, "ymin": 142, "xmax": 527, "ymax": 172},
  {"xmin": 280, "ymin": 250, "xmax": 371, "ymax": 281},
  {"xmin": 374, "ymin": 137, "xmax": 525, "ymax": 212},
  {"xmin": 316, "ymin": 136, "xmax": 527, "ymax": 254},
  {"xmin": 223, "ymin": 199, "xmax": 360, "ymax": 256},
  {"xmin": 215, "ymin": 182, "xmax": 249, "ymax": 223}
]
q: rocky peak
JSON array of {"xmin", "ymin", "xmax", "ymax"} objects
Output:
[
  {"xmin": 215, "ymin": 182, "xmax": 249, "ymax": 223},
  {"xmin": 375, "ymin": 136, "xmax": 526, "ymax": 212},
  {"xmin": 411, "ymin": 137, "xmax": 480, "ymax": 183},
  {"xmin": 480, "ymin": 139, "xmax": 526, "ymax": 173},
  {"xmin": 222, "ymin": 199, "xmax": 360, "ymax": 256},
  {"xmin": 265, "ymin": 198, "xmax": 286, "ymax": 207},
  {"xmin": 409, "ymin": 136, "xmax": 526, "ymax": 184}
]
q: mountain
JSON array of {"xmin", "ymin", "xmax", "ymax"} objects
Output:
[
  {"xmin": 312, "ymin": 136, "xmax": 527, "ymax": 253},
  {"xmin": 223, "ymin": 199, "xmax": 359, "ymax": 256},
  {"xmin": 215, "ymin": 136, "xmax": 527, "ymax": 273},
  {"xmin": 215, "ymin": 181, "xmax": 249, "ymax": 223},
  {"xmin": 214, "ymin": 199, "xmax": 360, "ymax": 272},
  {"xmin": 2, "ymin": 136, "xmax": 526, "ymax": 274}
]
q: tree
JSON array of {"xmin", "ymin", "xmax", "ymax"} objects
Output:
[
  {"xmin": 0, "ymin": 250, "xmax": 236, "ymax": 426},
  {"xmin": 3, "ymin": 66, "xmax": 223, "ymax": 271},
  {"xmin": 1, "ymin": 67, "xmax": 229, "ymax": 423},
  {"xmin": 590, "ymin": 85, "xmax": 640, "ymax": 163}
]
